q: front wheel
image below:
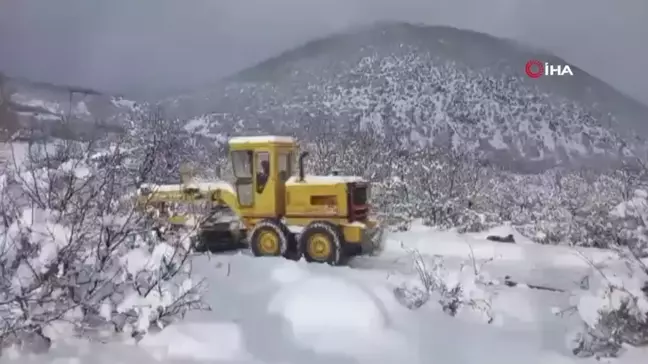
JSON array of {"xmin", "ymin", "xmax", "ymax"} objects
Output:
[
  {"xmin": 249, "ymin": 219, "xmax": 289, "ymax": 257},
  {"xmin": 299, "ymin": 221, "xmax": 344, "ymax": 266}
]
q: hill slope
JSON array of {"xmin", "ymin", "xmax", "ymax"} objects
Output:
[
  {"xmin": 165, "ymin": 22, "xmax": 648, "ymax": 172},
  {"xmin": 0, "ymin": 75, "xmax": 138, "ymax": 141}
]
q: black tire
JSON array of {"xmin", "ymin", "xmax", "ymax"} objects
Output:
[
  {"xmin": 299, "ymin": 221, "xmax": 344, "ymax": 265},
  {"xmin": 249, "ymin": 219, "xmax": 289, "ymax": 257}
]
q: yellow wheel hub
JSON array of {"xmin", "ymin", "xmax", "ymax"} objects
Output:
[
  {"xmin": 307, "ymin": 233, "xmax": 332, "ymax": 260},
  {"xmin": 258, "ymin": 230, "xmax": 280, "ymax": 255}
]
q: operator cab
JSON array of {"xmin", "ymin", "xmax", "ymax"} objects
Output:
[
  {"xmin": 228, "ymin": 136, "xmax": 297, "ymax": 217},
  {"xmin": 228, "ymin": 135, "xmax": 371, "ymax": 223}
]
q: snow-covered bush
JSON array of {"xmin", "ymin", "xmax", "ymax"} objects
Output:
[
  {"xmin": 0, "ymin": 139, "xmax": 208, "ymax": 352},
  {"xmin": 569, "ymin": 259, "xmax": 648, "ymax": 358},
  {"xmin": 122, "ymin": 109, "xmax": 226, "ymax": 185},
  {"xmin": 370, "ymin": 142, "xmax": 499, "ymax": 233},
  {"xmin": 568, "ymin": 190, "xmax": 648, "ymax": 358},
  {"xmin": 611, "ymin": 189, "xmax": 648, "ymax": 255},
  {"xmin": 393, "ymin": 244, "xmax": 494, "ymax": 323},
  {"xmin": 482, "ymin": 168, "xmax": 637, "ymax": 248}
]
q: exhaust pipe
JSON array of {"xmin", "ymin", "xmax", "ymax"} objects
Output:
[{"xmin": 298, "ymin": 151, "xmax": 309, "ymax": 181}]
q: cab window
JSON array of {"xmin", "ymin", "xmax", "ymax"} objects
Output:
[
  {"xmin": 231, "ymin": 150, "xmax": 254, "ymax": 206},
  {"xmin": 237, "ymin": 184, "xmax": 254, "ymax": 206},
  {"xmin": 278, "ymin": 152, "xmax": 293, "ymax": 181},
  {"xmin": 231, "ymin": 151, "xmax": 252, "ymax": 178},
  {"xmin": 256, "ymin": 152, "xmax": 270, "ymax": 193}
]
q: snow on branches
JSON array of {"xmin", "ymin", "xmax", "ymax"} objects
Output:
[
  {"xmin": 611, "ymin": 189, "xmax": 648, "ymax": 257},
  {"xmin": 568, "ymin": 189, "xmax": 648, "ymax": 358},
  {"xmin": 124, "ymin": 108, "xmax": 228, "ymax": 185},
  {"xmin": 0, "ymin": 138, "xmax": 208, "ymax": 352},
  {"xmin": 393, "ymin": 243, "xmax": 495, "ymax": 324}
]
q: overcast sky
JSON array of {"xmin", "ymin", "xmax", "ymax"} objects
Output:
[{"xmin": 0, "ymin": 0, "xmax": 646, "ymax": 103}]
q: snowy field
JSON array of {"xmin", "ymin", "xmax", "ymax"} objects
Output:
[
  {"xmin": 1, "ymin": 223, "xmax": 646, "ymax": 364},
  {"xmin": 0, "ymin": 143, "xmax": 29, "ymax": 166}
]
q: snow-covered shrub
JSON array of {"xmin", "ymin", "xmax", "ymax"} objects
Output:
[
  {"xmin": 122, "ymin": 109, "xmax": 227, "ymax": 185},
  {"xmin": 371, "ymin": 142, "xmax": 499, "ymax": 233},
  {"xmin": 0, "ymin": 139, "xmax": 208, "ymax": 352},
  {"xmin": 393, "ymin": 245, "xmax": 494, "ymax": 323},
  {"xmin": 568, "ymin": 190, "xmax": 648, "ymax": 358},
  {"xmin": 483, "ymin": 168, "xmax": 634, "ymax": 248},
  {"xmin": 569, "ymin": 260, "xmax": 648, "ymax": 358},
  {"xmin": 611, "ymin": 189, "xmax": 648, "ymax": 255},
  {"xmin": 372, "ymin": 176, "xmax": 414, "ymax": 231}
]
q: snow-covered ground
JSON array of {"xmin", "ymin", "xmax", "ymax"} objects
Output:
[
  {"xmin": 0, "ymin": 142, "xmax": 30, "ymax": 166},
  {"xmin": 2, "ymin": 223, "xmax": 646, "ymax": 364},
  {"xmin": 0, "ymin": 142, "xmax": 58, "ymax": 168}
]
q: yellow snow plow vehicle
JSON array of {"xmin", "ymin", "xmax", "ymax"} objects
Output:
[{"xmin": 135, "ymin": 136, "xmax": 384, "ymax": 265}]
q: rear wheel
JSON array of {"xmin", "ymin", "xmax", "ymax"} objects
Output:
[
  {"xmin": 249, "ymin": 219, "xmax": 289, "ymax": 257},
  {"xmin": 299, "ymin": 221, "xmax": 344, "ymax": 265}
]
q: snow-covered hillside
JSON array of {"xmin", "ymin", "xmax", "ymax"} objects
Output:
[
  {"xmin": 2, "ymin": 225, "xmax": 645, "ymax": 364},
  {"xmin": 0, "ymin": 75, "xmax": 140, "ymax": 141},
  {"xmin": 164, "ymin": 22, "xmax": 648, "ymax": 172},
  {"xmin": 4, "ymin": 23, "xmax": 647, "ymax": 171}
]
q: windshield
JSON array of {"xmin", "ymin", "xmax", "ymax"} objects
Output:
[{"xmin": 231, "ymin": 150, "xmax": 252, "ymax": 178}]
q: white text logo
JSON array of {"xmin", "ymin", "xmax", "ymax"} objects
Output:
[{"xmin": 525, "ymin": 59, "xmax": 574, "ymax": 78}]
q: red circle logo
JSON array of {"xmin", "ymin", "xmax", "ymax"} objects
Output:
[{"xmin": 525, "ymin": 60, "xmax": 544, "ymax": 78}]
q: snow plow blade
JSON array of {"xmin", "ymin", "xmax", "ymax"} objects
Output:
[
  {"xmin": 191, "ymin": 210, "xmax": 247, "ymax": 252},
  {"xmin": 192, "ymin": 223, "xmax": 246, "ymax": 252}
]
